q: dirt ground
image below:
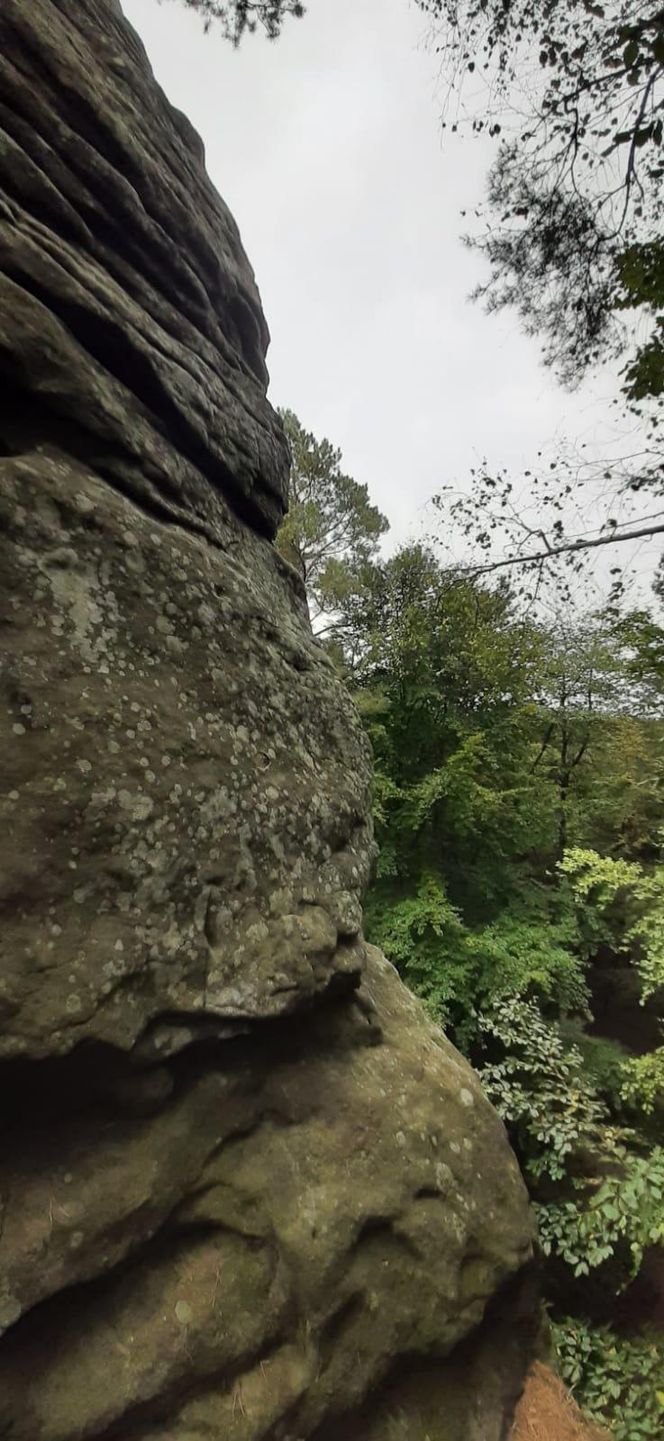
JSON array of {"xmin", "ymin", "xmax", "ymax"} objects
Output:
[{"xmin": 510, "ymin": 1362, "xmax": 612, "ymax": 1441}]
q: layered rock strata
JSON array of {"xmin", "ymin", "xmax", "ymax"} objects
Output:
[{"xmin": 0, "ymin": 2, "xmax": 536, "ymax": 1436}]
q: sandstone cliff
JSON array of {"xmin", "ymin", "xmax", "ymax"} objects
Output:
[{"xmin": 0, "ymin": 2, "xmax": 536, "ymax": 1436}]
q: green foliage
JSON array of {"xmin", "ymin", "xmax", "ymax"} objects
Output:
[
  {"xmin": 476, "ymin": 997, "xmax": 610, "ymax": 1182},
  {"xmin": 275, "ymin": 409, "xmax": 388, "ymax": 633},
  {"xmin": 366, "ymin": 884, "xmax": 587, "ymax": 1036},
  {"xmin": 348, "ymin": 546, "xmax": 561, "ymax": 909},
  {"xmin": 621, "ymin": 1046, "xmax": 664, "ymax": 1116},
  {"xmin": 477, "ymin": 999, "xmax": 664, "ymax": 1285},
  {"xmin": 171, "ymin": 0, "xmax": 304, "ymax": 42},
  {"xmin": 565, "ymin": 1031, "xmax": 630, "ymax": 1112},
  {"xmin": 561, "ymin": 846, "xmax": 664, "ymax": 999},
  {"xmin": 420, "ymin": 1, "xmax": 664, "ymax": 399},
  {"xmin": 617, "ymin": 242, "xmax": 664, "ymax": 403},
  {"xmin": 464, "ymin": 915, "xmax": 588, "ymax": 1014},
  {"xmin": 539, "ymin": 1147, "xmax": 664, "ymax": 1278},
  {"xmin": 553, "ymin": 1319, "xmax": 664, "ymax": 1441},
  {"xmin": 364, "ymin": 875, "xmax": 468, "ymax": 1025},
  {"xmin": 335, "ymin": 536, "xmax": 663, "ymax": 1436},
  {"xmin": 424, "ymin": 0, "xmax": 664, "ymax": 597}
]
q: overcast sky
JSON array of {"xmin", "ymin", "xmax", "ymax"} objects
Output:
[{"xmin": 122, "ymin": 0, "xmax": 656, "ymax": 584}]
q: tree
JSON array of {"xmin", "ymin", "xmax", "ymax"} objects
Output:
[
  {"xmin": 561, "ymin": 844, "xmax": 664, "ymax": 1001},
  {"xmin": 522, "ymin": 611, "xmax": 664, "ymax": 856},
  {"xmin": 343, "ymin": 544, "xmax": 664, "ymax": 1435},
  {"xmin": 432, "ymin": 446, "xmax": 664, "ymax": 604},
  {"xmin": 275, "ymin": 408, "xmax": 389, "ymax": 632},
  {"xmin": 167, "ymin": 0, "xmax": 304, "ymax": 43},
  {"xmin": 419, "ymin": 1, "xmax": 663, "ymax": 397},
  {"xmin": 420, "ymin": 1, "xmax": 664, "ymax": 583}
]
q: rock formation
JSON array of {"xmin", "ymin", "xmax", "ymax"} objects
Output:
[{"xmin": 0, "ymin": 1, "xmax": 536, "ymax": 1435}]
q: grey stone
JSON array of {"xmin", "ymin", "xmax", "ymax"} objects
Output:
[{"xmin": 0, "ymin": 2, "xmax": 537, "ymax": 1436}]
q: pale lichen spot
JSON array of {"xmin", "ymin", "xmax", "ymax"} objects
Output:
[{"xmin": 0, "ymin": 1296, "xmax": 22, "ymax": 1330}]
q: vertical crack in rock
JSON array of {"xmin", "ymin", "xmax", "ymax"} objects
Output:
[{"xmin": 0, "ymin": 2, "xmax": 537, "ymax": 1437}]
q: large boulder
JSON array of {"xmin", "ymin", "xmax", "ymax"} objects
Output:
[{"xmin": 0, "ymin": 2, "xmax": 537, "ymax": 1436}]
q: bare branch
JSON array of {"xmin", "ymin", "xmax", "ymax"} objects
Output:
[{"xmin": 465, "ymin": 518, "xmax": 664, "ymax": 579}]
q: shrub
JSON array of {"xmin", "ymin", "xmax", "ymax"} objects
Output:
[{"xmin": 553, "ymin": 1317, "xmax": 664, "ymax": 1441}]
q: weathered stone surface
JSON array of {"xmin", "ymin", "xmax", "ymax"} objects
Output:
[
  {"xmin": 0, "ymin": 1, "xmax": 537, "ymax": 1436},
  {"xmin": 0, "ymin": 446, "xmax": 373, "ymax": 1057},
  {"xmin": 0, "ymin": 950, "xmax": 534, "ymax": 1440},
  {"xmin": 0, "ymin": 0, "xmax": 288, "ymax": 535}
]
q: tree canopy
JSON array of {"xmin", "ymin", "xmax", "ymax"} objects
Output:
[
  {"xmin": 275, "ymin": 408, "xmax": 389, "ymax": 633},
  {"xmin": 419, "ymin": 1, "xmax": 663, "ymax": 399},
  {"xmin": 419, "ymin": 0, "xmax": 664, "ymax": 589},
  {"xmin": 324, "ymin": 534, "xmax": 664, "ymax": 1437}
]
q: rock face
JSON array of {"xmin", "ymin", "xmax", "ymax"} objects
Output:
[{"xmin": 0, "ymin": 1, "xmax": 536, "ymax": 1436}]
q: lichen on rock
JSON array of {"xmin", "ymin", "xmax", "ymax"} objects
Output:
[{"xmin": 0, "ymin": 2, "xmax": 537, "ymax": 1436}]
